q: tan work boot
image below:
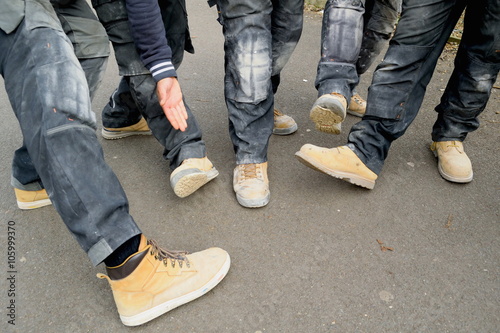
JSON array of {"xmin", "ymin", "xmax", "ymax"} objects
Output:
[
  {"xmin": 310, "ymin": 93, "xmax": 347, "ymax": 134},
  {"xmin": 347, "ymin": 93, "xmax": 366, "ymax": 118},
  {"xmin": 295, "ymin": 144, "xmax": 377, "ymax": 189},
  {"xmin": 273, "ymin": 109, "xmax": 298, "ymax": 135},
  {"xmin": 97, "ymin": 235, "xmax": 230, "ymax": 326},
  {"xmin": 102, "ymin": 118, "xmax": 152, "ymax": 139},
  {"xmin": 233, "ymin": 163, "xmax": 270, "ymax": 208},
  {"xmin": 14, "ymin": 188, "xmax": 52, "ymax": 210},
  {"xmin": 170, "ymin": 157, "xmax": 219, "ymax": 198},
  {"xmin": 430, "ymin": 141, "xmax": 473, "ymax": 183}
]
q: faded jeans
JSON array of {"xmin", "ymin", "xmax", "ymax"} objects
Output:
[
  {"xmin": 347, "ymin": 0, "xmax": 500, "ymax": 174},
  {"xmin": 209, "ymin": 0, "xmax": 304, "ymax": 164},
  {"xmin": 12, "ymin": 0, "xmax": 109, "ymax": 190},
  {"xmin": 92, "ymin": 0, "xmax": 204, "ymax": 169},
  {"xmin": 1, "ymin": 0, "xmax": 140, "ymax": 265},
  {"xmin": 315, "ymin": 0, "xmax": 401, "ymax": 99}
]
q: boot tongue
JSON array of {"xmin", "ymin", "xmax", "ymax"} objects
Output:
[{"xmin": 106, "ymin": 249, "xmax": 148, "ymax": 280}]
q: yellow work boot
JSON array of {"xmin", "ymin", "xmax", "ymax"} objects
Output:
[
  {"xmin": 310, "ymin": 93, "xmax": 347, "ymax": 134},
  {"xmin": 97, "ymin": 235, "xmax": 230, "ymax": 326},
  {"xmin": 233, "ymin": 162, "xmax": 270, "ymax": 208},
  {"xmin": 347, "ymin": 93, "xmax": 366, "ymax": 118},
  {"xmin": 430, "ymin": 141, "xmax": 473, "ymax": 183},
  {"xmin": 170, "ymin": 157, "xmax": 219, "ymax": 198},
  {"xmin": 295, "ymin": 144, "xmax": 377, "ymax": 189},
  {"xmin": 102, "ymin": 118, "xmax": 152, "ymax": 139},
  {"xmin": 14, "ymin": 188, "xmax": 52, "ymax": 210},
  {"xmin": 273, "ymin": 109, "xmax": 298, "ymax": 135}
]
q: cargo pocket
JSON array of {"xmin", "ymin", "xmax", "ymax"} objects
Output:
[{"xmin": 58, "ymin": 15, "xmax": 110, "ymax": 59}]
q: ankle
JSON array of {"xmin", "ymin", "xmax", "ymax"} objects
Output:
[{"xmin": 104, "ymin": 234, "xmax": 141, "ymax": 268}]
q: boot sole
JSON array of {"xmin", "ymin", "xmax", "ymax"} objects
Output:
[
  {"xmin": 17, "ymin": 198, "xmax": 52, "ymax": 210},
  {"xmin": 171, "ymin": 168, "xmax": 219, "ymax": 198},
  {"xmin": 272, "ymin": 123, "xmax": 298, "ymax": 136},
  {"xmin": 310, "ymin": 96, "xmax": 346, "ymax": 135},
  {"xmin": 347, "ymin": 108, "xmax": 364, "ymax": 118},
  {"xmin": 120, "ymin": 252, "xmax": 231, "ymax": 326},
  {"xmin": 235, "ymin": 191, "xmax": 270, "ymax": 208},
  {"xmin": 101, "ymin": 128, "xmax": 152, "ymax": 140},
  {"xmin": 295, "ymin": 151, "xmax": 375, "ymax": 190}
]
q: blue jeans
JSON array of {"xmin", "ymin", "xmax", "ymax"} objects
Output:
[
  {"xmin": 12, "ymin": 0, "xmax": 109, "ymax": 190},
  {"xmin": 92, "ymin": 0, "xmax": 205, "ymax": 169},
  {"xmin": 1, "ymin": 0, "xmax": 140, "ymax": 265},
  {"xmin": 315, "ymin": 0, "xmax": 401, "ymax": 98},
  {"xmin": 347, "ymin": 0, "xmax": 500, "ymax": 174},
  {"xmin": 209, "ymin": 0, "xmax": 304, "ymax": 164}
]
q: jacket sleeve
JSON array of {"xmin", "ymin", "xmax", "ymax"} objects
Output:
[{"xmin": 125, "ymin": 0, "xmax": 177, "ymax": 82}]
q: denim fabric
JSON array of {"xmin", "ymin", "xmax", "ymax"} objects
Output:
[
  {"xmin": 12, "ymin": 0, "xmax": 109, "ymax": 190},
  {"xmin": 347, "ymin": 0, "xmax": 500, "ymax": 174},
  {"xmin": 356, "ymin": 0, "xmax": 400, "ymax": 75},
  {"xmin": 212, "ymin": 0, "xmax": 304, "ymax": 164},
  {"xmin": 315, "ymin": 0, "xmax": 400, "ymax": 98},
  {"xmin": 93, "ymin": 0, "xmax": 205, "ymax": 169},
  {"xmin": 1, "ymin": 0, "xmax": 141, "ymax": 266}
]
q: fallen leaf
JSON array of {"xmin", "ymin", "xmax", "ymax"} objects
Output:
[
  {"xmin": 445, "ymin": 214, "xmax": 453, "ymax": 229},
  {"xmin": 377, "ymin": 239, "xmax": 394, "ymax": 252}
]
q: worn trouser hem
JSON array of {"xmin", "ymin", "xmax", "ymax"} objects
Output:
[
  {"xmin": 316, "ymin": 63, "xmax": 357, "ymax": 98},
  {"xmin": 87, "ymin": 231, "xmax": 141, "ymax": 266},
  {"xmin": 11, "ymin": 176, "xmax": 43, "ymax": 191},
  {"xmin": 346, "ymin": 142, "xmax": 381, "ymax": 175},
  {"xmin": 236, "ymin": 157, "xmax": 268, "ymax": 165},
  {"xmin": 170, "ymin": 143, "xmax": 207, "ymax": 170}
]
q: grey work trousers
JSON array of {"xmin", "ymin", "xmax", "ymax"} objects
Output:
[
  {"xmin": 1, "ymin": 0, "xmax": 140, "ymax": 266},
  {"xmin": 12, "ymin": 0, "xmax": 109, "ymax": 190},
  {"xmin": 92, "ymin": 0, "xmax": 205, "ymax": 170},
  {"xmin": 210, "ymin": 0, "xmax": 304, "ymax": 164},
  {"xmin": 347, "ymin": 0, "xmax": 500, "ymax": 174},
  {"xmin": 315, "ymin": 0, "xmax": 401, "ymax": 99}
]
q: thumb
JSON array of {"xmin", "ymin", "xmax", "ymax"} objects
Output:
[{"xmin": 157, "ymin": 89, "xmax": 166, "ymax": 106}]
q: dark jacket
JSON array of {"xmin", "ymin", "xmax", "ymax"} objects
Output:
[{"xmin": 126, "ymin": 0, "xmax": 176, "ymax": 81}]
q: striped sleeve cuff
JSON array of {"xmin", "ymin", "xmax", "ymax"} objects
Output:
[{"xmin": 148, "ymin": 60, "xmax": 177, "ymax": 82}]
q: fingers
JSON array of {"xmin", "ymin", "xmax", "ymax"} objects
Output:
[
  {"xmin": 165, "ymin": 103, "xmax": 187, "ymax": 132},
  {"xmin": 173, "ymin": 104, "xmax": 188, "ymax": 131},
  {"xmin": 179, "ymin": 98, "xmax": 187, "ymax": 120},
  {"xmin": 156, "ymin": 77, "xmax": 189, "ymax": 131}
]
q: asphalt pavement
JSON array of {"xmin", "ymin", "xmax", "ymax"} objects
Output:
[{"xmin": 1, "ymin": 1, "xmax": 499, "ymax": 332}]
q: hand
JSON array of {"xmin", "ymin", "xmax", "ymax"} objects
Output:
[{"xmin": 156, "ymin": 77, "xmax": 188, "ymax": 131}]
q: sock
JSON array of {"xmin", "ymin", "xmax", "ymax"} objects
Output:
[{"xmin": 104, "ymin": 234, "xmax": 141, "ymax": 267}]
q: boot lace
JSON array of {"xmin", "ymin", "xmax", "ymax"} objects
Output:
[
  {"xmin": 240, "ymin": 164, "xmax": 263, "ymax": 182},
  {"xmin": 353, "ymin": 95, "xmax": 363, "ymax": 104},
  {"xmin": 274, "ymin": 109, "xmax": 284, "ymax": 117},
  {"xmin": 148, "ymin": 239, "xmax": 190, "ymax": 269}
]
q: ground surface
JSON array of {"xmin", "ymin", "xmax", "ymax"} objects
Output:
[{"xmin": 0, "ymin": 2, "xmax": 498, "ymax": 332}]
